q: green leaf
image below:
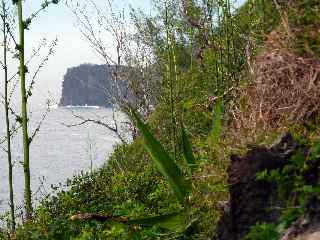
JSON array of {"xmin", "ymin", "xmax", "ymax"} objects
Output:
[
  {"xmin": 181, "ymin": 124, "xmax": 196, "ymax": 172},
  {"xmin": 127, "ymin": 212, "xmax": 187, "ymax": 232},
  {"xmin": 208, "ymin": 100, "xmax": 224, "ymax": 149},
  {"xmin": 131, "ymin": 109, "xmax": 190, "ymax": 203},
  {"xmin": 310, "ymin": 140, "xmax": 320, "ymax": 159},
  {"xmin": 183, "ymin": 99, "xmax": 193, "ymax": 110}
]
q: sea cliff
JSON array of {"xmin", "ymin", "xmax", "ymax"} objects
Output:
[{"xmin": 59, "ymin": 64, "xmax": 124, "ymax": 107}]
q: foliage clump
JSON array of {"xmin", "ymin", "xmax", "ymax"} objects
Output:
[{"xmin": 229, "ymin": 0, "xmax": 320, "ymax": 145}]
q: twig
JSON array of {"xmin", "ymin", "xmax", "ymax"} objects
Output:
[
  {"xmin": 63, "ymin": 111, "xmax": 126, "ymax": 143},
  {"xmin": 30, "ymin": 103, "xmax": 50, "ymax": 143}
]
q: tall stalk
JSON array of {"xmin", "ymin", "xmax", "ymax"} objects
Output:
[
  {"xmin": 2, "ymin": 0, "xmax": 15, "ymax": 231},
  {"xmin": 16, "ymin": 0, "xmax": 33, "ymax": 220},
  {"xmin": 164, "ymin": 4, "xmax": 177, "ymax": 161},
  {"xmin": 217, "ymin": 6, "xmax": 224, "ymax": 93},
  {"xmin": 225, "ymin": 0, "xmax": 231, "ymax": 89}
]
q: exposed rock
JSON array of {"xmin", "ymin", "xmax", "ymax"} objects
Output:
[
  {"xmin": 59, "ymin": 64, "xmax": 127, "ymax": 107},
  {"xmin": 282, "ymin": 222, "xmax": 320, "ymax": 240},
  {"xmin": 281, "ymin": 196, "xmax": 320, "ymax": 240},
  {"xmin": 216, "ymin": 133, "xmax": 299, "ymax": 240}
]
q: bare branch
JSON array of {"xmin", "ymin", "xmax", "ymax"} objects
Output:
[
  {"xmin": 30, "ymin": 100, "xmax": 51, "ymax": 143},
  {"xmin": 27, "ymin": 38, "xmax": 58, "ymax": 98},
  {"xmin": 25, "ymin": 38, "xmax": 48, "ymax": 66},
  {"xmin": 0, "ymin": 123, "xmax": 21, "ymax": 148},
  {"xmin": 0, "ymin": 59, "xmax": 4, "ymax": 68},
  {"xmin": 180, "ymin": 0, "xmax": 206, "ymax": 29},
  {"xmin": 62, "ymin": 111, "xmax": 126, "ymax": 144}
]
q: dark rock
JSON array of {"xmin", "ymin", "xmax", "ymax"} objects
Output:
[{"xmin": 216, "ymin": 133, "xmax": 299, "ymax": 240}]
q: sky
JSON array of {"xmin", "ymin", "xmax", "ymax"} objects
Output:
[{"xmin": 6, "ymin": 0, "xmax": 246, "ymax": 106}]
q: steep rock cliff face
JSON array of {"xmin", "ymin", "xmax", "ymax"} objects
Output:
[{"xmin": 59, "ymin": 64, "xmax": 125, "ymax": 107}]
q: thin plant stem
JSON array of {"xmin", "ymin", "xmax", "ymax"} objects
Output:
[
  {"xmin": 17, "ymin": 0, "xmax": 33, "ymax": 220},
  {"xmin": 165, "ymin": 3, "xmax": 177, "ymax": 161},
  {"xmin": 2, "ymin": 0, "xmax": 15, "ymax": 231}
]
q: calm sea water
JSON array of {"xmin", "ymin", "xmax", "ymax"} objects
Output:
[{"xmin": 0, "ymin": 106, "xmax": 125, "ymax": 214}]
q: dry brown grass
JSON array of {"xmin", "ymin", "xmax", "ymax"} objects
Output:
[{"xmin": 229, "ymin": 23, "xmax": 320, "ymax": 146}]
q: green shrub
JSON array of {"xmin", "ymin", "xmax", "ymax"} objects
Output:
[{"xmin": 245, "ymin": 223, "xmax": 279, "ymax": 240}]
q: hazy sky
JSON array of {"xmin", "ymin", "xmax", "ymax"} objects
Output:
[{"xmin": 11, "ymin": 0, "xmax": 245, "ymax": 106}]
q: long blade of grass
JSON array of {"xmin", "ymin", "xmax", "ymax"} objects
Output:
[
  {"xmin": 128, "ymin": 212, "xmax": 187, "ymax": 232},
  {"xmin": 71, "ymin": 212, "xmax": 187, "ymax": 233},
  {"xmin": 208, "ymin": 100, "xmax": 224, "ymax": 149},
  {"xmin": 131, "ymin": 109, "xmax": 190, "ymax": 203},
  {"xmin": 181, "ymin": 124, "xmax": 196, "ymax": 173}
]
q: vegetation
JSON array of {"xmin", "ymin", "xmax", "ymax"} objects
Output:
[{"xmin": 0, "ymin": 0, "xmax": 319, "ymax": 239}]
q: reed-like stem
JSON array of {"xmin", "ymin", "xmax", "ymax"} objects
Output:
[
  {"xmin": 17, "ymin": 0, "xmax": 33, "ymax": 220},
  {"xmin": 164, "ymin": 4, "xmax": 177, "ymax": 161}
]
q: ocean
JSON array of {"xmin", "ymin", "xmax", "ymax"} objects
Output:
[{"xmin": 0, "ymin": 106, "xmax": 126, "ymax": 214}]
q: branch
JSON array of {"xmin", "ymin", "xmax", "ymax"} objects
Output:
[
  {"xmin": 24, "ymin": 0, "xmax": 60, "ymax": 29},
  {"xmin": 0, "ymin": 95, "xmax": 20, "ymax": 120},
  {"xmin": 32, "ymin": 176, "xmax": 48, "ymax": 201},
  {"xmin": 0, "ymin": 59, "xmax": 4, "ymax": 69},
  {"xmin": 0, "ymin": 123, "xmax": 21, "ymax": 152},
  {"xmin": 63, "ymin": 112, "xmax": 126, "ymax": 143},
  {"xmin": 30, "ymin": 101, "xmax": 51, "ymax": 143},
  {"xmin": 180, "ymin": 0, "xmax": 206, "ymax": 29},
  {"xmin": 8, "ymin": 76, "xmax": 18, "ymax": 104},
  {"xmin": 25, "ymin": 37, "xmax": 47, "ymax": 66},
  {"xmin": 3, "ymin": 21, "xmax": 17, "ymax": 47},
  {"xmin": 27, "ymin": 38, "xmax": 58, "ymax": 98}
]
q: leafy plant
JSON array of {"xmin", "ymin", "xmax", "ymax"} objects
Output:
[
  {"xmin": 245, "ymin": 223, "xmax": 279, "ymax": 240},
  {"xmin": 208, "ymin": 100, "xmax": 224, "ymax": 150},
  {"xmin": 129, "ymin": 109, "xmax": 202, "ymax": 234},
  {"xmin": 181, "ymin": 123, "xmax": 196, "ymax": 173},
  {"xmin": 131, "ymin": 109, "xmax": 191, "ymax": 203}
]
